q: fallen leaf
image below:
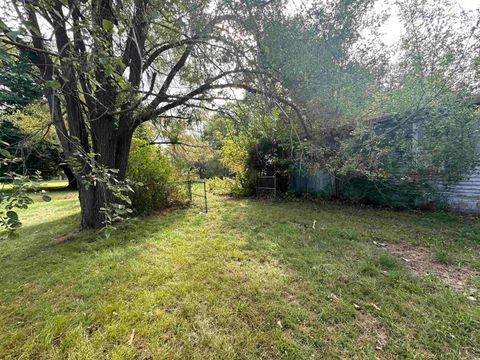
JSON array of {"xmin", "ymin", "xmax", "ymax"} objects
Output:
[{"xmin": 128, "ymin": 328, "xmax": 135, "ymax": 345}]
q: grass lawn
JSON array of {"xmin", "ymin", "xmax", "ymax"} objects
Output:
[
  {"xmin": 0, "ymin": 180, "xmax": 69, "ymax": 191},
  {"xmin": 0, "ymin": 189, "xmax": 479, "ymax": 359}
]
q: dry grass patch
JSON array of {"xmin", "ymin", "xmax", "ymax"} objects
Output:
[{"xmin": 386, "ymin": 242, "xmax": 479, "ymax": 291}]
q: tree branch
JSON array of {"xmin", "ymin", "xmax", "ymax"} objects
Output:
[{"xmin": 150, "ymin": 141, "xmax": 211, "ymax": 148}]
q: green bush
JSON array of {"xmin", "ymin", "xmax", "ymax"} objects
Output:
[
  {"xmin": 206, "ymin": 176, "xmax": 248, "ymax": 196},
  {"xmin": 206, "ymin": 177, "xmax": 236, "ymax": 196},
  {"xmin": 339, "ymin": 176, "xmax": 433, "ymax": 209},
  {"xmin": 127, "ymin": 138, "xmax": 175, "ymax": 213}
]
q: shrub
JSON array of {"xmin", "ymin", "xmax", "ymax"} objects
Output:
[
  {"xmin": 127, "ymin": 138, "xmax": 175, "ymax": 213},
  {"xmin": 205, "ymin": 176, "xmax": 244, "ymax": 196},
  {"xmin": 206, "ymin": 177, "xmax": 236, "ymax": 196},
  {"xmin": 339, "ymin": 176, "xmax": 433, "ymax": 209}
]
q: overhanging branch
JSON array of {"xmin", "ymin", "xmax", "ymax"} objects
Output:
[{"xmin": 150, "ymin": 141, "xmax": 211, "ymax": 148}]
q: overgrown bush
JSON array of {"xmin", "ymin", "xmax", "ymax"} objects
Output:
[
  {"xmin": 206, "ymin": 176, "xmax": 253, "ymax": 196},
  {"xmin": 339, "ymin": 176, "xmax": 433, "ymax": 209},
  {"xmin": 127, "ymin": 138, "xmax": 176, "ymax": 213},
  {"xmin": 206, "ymin": 177, "xmax": 235, "ymax": 195}
]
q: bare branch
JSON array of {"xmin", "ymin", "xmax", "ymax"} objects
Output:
[{"xmin": 150, "ymin": 141, "xmax": 211, "ymax": 148}]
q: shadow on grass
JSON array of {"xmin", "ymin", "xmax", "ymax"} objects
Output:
[
  {"xmin": 0, "ymin": 206, "xmax": 189, "ymax": 299},
  {"xmin": 1, "ymin": 195, "xmax": 479, "ymax": 358}
]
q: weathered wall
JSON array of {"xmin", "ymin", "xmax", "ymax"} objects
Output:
[
  {"xmin": 290, "ymin": 169, "xmax": 336, "ymax": 195},
  {"xmin": 438, "ymin": 165, "xmax": 480, "ymax": 213},
  {"xmin": 291, "ymin": 165, "xmax": 480, "ymax": 214}
]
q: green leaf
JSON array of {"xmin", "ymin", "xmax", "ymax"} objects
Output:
[
  {"xmin": 6, "ymin": 211, "xmax": 18, "ymax": 222},
  {"xmin": 42, "ymin": 195, "xmax": 52, "ymax": 202},
  {"xmin": 44, "ymin": 80, "xmax": 61, "ymax": 90},
  {"xmin": 0, "ymin": 47, "xmax": 8, "ymax": 61},
  {"xmin": 104, "ymin": 228, "xmax": 112, "ymax": 239},
  {"xmin": 102, "ymin": 19, "xmax": 114, "ymax": 32},
  {"xmin": 5, "ymin": 30, "xmax": 20, "ymax": 41},
  {"xmin": 0, "ymin": 149, "xmax": 12, "ymax": 158}
]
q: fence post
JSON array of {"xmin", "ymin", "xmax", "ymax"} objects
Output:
[
  {"xmin": 187, "ymin": 180, "xmax": 192, "ymax": 204},
  {"xmin": 203, "ymin": 181, "xmax": 208, "ymax": 213},
  {"xmin": 273, "ymin": 175, "xmax": 277, "ymax": 199}
]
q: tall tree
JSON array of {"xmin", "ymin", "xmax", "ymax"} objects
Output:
[{"xmin": 0, "ymin": 0, "xmax": 284, "ymax": 229}]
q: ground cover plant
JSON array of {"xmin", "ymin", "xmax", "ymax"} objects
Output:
[{"xmin": 0, "ymin": 186, "xmax": 479, "ymax": 359}]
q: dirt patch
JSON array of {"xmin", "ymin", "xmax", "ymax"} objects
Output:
[
  {"xmin": 53, "ymin": 231, "xmax": 80, "ymax": 244},
  {"xmin": 357, "ymin": 312, "xmax": 391, "ymax": 358},
  {"xmin": 386, "ymin": 242, "xmax": 479, "ymax": 290}
]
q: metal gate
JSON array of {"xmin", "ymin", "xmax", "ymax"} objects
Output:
[
  {"xmin": 256, "ymin": 176, "xmax": 276, "ymax": 198},
  {"xmin": 171, "ymin": 180, "xmax": 208, "ymax": 213}
]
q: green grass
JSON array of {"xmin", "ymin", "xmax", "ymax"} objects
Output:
[
  {"xmin": 0, "ymin": 190, "xmax": 479, "ymax": 359},
  {"xmin": 1, "ymin": 179, "xmax": 69, "ymax": 191}
]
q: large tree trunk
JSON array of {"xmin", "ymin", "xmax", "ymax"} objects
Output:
[
  {"xmin": 78, "ymin": 182, "xmax": 116, "ymax": 229},
  {"xmin": 77, "ymin": 126, "xmax": 134, "ymax": 230},
  {"xmin": 60, "ymin": 164, "xmax": 78, "ymax": 190}
]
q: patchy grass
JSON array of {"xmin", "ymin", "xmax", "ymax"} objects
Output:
[
  {"xmin": 0, "ymin": 190, "xmax": 479, "ymax": 359},
  {"xmin": 458, "ymin": 223, "xmax": 480, "ymax": 243},
  {"xmin": 434, "ymin": 250, "xmax": 456, "ymax": 265}
]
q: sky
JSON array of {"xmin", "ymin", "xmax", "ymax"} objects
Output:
[
  {"xmin": 287, "ymin": 0, "xmax": 480, "ymax": 46},
  {"xmin": 379, "ymin": 0, "xmax": 480, "ymax": 46},
  {"xmin": 458, "ymin": 0, "xmax": 480, "ymax": 11}
]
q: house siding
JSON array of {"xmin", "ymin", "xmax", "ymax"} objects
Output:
[
  {"xmin": 291, "ymin": 165, "xmax": 480, "ymax": 214},
  {"xmin": 291, "ymin": 169, "xmax": 336, "ymax": 195},
  {"xmin": 438, "ymin": 165, "xmax": 480, "ymax": 213}
]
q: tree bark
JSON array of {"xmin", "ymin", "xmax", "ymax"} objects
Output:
[
  {"xmin": 60, "ymin": 164, "xmax": 78, "ymax": 190},
  {"xmin": 77, "ymin": 123, "xmax": 134, "ymax": 229},
  {"xmin": 78, "ymin": 181, "xmax": 115, "ymax": 229}
]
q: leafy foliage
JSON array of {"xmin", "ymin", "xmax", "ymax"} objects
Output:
[
  {"xmin": 1, "ymin": 0, "xmax": 479, "ymax": 221},
  {"xmin": 0, "ymin": 149, "xmax": 51, "ymax": 237},
  {"xmin": 260, "ymin": 14, "xmax": 374, "ymax": 124},
  {"xmin": 0, "ymin": 51, "xmax": 42, "ymax": 110},
  {"xmin": 204, "ymin": 98, "xmax": 294, "ymax": 195},
  {"xmin": 0, "ymin": 115, "xmax": 61, "ymax": 178},
  {"xmin": 206, "ymin": 177, "xmax": 237, "ymax": 196},
  {"xmin": 0, "ymin": 0, "xmax": 289, "ymax": 229},
  {"xmin": 126, "ymin": 138, "xmax": 176, "ymax": 214},
  {"xmin": 339, "ymin": 176, "xmax": 433, "ymax": 209}
]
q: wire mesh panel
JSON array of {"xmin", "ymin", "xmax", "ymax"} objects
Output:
[{"xmin": 256, "ymin": 176, "xmax": 276, "ymax": 199}]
